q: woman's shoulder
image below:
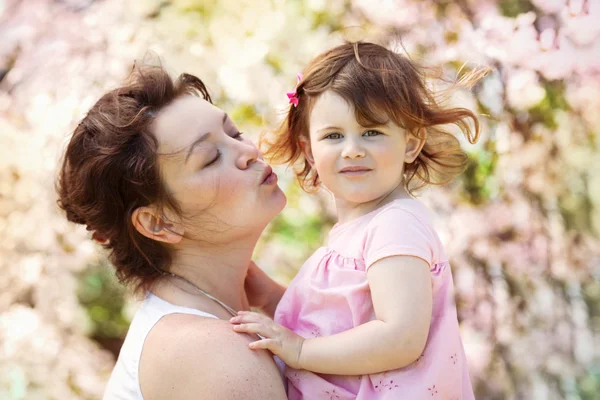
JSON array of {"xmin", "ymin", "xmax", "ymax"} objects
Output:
[{"xmin": 139, "ymin": 313, "xmax": 287, "ymax": 400}]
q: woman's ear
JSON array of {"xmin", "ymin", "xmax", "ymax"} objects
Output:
[
  {"xmin": 299, "ymin": 136, "xmax": 315, "ymax": 166},
  {"xmin": 405, "ymin": 128, "xmax": 427, "ymax": 163},
  {"xmin": 132, "ymin": 206, "xmax": 184, "ymax": 244}
]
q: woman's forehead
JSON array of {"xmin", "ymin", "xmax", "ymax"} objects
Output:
[{"xmin": 154, "ymin": 96, "xmax": 223, "ymax": 151}]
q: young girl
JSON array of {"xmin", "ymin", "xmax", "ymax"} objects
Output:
[{"xmin": 232, "ymin": 41, "xmax": 483, "ymax": 399}]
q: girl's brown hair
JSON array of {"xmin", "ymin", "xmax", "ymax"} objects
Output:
[
  {"xmin": 56, "ymin": 63, "xmax": 211, "ymax": 293},
  {"xmin": 263, "ymin": 41, "xmax": 485, "ymax": 194}
]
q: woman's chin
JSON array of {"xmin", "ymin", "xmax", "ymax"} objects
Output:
[
  {"xmin": 259, "ymin": 188, "xmax": 287, "ymax": 225},
  {"xmin": 274, "ymin": 186, "xmax": 287, "ymax": 209}
]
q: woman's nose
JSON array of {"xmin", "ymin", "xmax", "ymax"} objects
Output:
[{"xmin": 236, "ymin": 140, "xmax": 260, "ymax": 169}]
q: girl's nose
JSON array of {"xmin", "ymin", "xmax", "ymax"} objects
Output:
[{"xmin": 341, "ymin": 137, "xmax": 366, "ymax": 159}]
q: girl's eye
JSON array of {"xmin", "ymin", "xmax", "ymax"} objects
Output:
[
  {"xmin": 363, "ymin": 130, "xmax": 383, "ymax": 137},
  {"xmin": 325, "ymin": 133, "xmax": 343, "ymax": 140},
  {"xmin": 204, "ymin": 150, "xmax": 221, "ymax": 167}
]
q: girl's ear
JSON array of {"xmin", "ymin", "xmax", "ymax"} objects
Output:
[
  {"xmin": 405, "ymin": 128, "xmax": 427, "ymax": 163},
  {"xmin": 299, "ymin": 136, "xmax": 315, "ymax": 166}
]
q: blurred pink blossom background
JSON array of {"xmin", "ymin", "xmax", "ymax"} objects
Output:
[{"xmin": 0, "ymin": 0, "xmax": 598, "ymax": 399}]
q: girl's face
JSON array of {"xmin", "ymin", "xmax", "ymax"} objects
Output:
[
  {"xmin": 307, "ymin": 90, "xmax": 417, "ymax": 205},
  {"xmin": 153, "ymin": 95, "xmax": 286, "ymax": 241}
]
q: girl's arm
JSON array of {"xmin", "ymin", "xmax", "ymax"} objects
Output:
[{"xmin": 231, "ymin": 255, "xmax": 432, "ymax": 375}]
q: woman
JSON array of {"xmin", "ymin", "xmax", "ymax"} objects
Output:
[{"xmin": 57, "ymin": 63, "xmax": 288, "ymax": 399}]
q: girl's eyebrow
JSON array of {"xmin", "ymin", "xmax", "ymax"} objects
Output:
[
  {"xmin": 316, "ymin": 125, "xmax": 343, "ymax": 133},
  {"xmin": 362, "ymin": 120, "xmax": 391, "ymax": 128}
]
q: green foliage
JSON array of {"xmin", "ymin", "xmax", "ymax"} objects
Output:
[
  {"xmin": 459, "ymin": 148, "xmax": 498, "ymax": 205},
  {"xmin": 529, "ymin": 80, "xmax": 569, "ymax": 130},
  {"xmin": 269, "ymin": 185, "xmax": 331, "ymax": 250},
  {"xmin": 230, "ymin": 103, "xmax": 263, "ymax": 127},
  {"xmin": 560, "ymin": 190, "xmax": 595, "ymax": 234},
  {"xmin": 265, "ymin": 52, "xmax": 284, "ymax": 74},
  {"xmin": 444, "ymin": 30, "xmax": 460, "ymax": 44},
  {"xmin": 77, "ymin": 262, "xmax": 129, "ymax": 339},
  {"xmin": 577, "ymin": 365, "xmax": 600, "ymax": 400},
  {"xmin": 499, "ymin": 0, "xmax": 535, "ymax": 17},
  {"xmin": 583, "ymin": 280, "xmax": 600, "ymax": 332},
  {"xmin": 171, "ymin": 0, "xmax": 217, "ymax": 17},
  {"xmin": 310, "ymin": 10, "xmax": 345, "ymax": 31},
  {"xmin": 269, "ymin": 209, "xmax": 326, "ymax": 249}
]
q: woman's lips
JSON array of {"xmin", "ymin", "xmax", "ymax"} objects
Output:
[{"xmin": 261, "ymin": 165, "xmax": 278, "ymax": 185}]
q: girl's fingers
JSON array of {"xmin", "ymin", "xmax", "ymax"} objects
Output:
[
  {"xmin": 236, "ymin": 310, "xmax": 262, "ymax": 317},
  {"xmin": 232, "ymin": 323, "xmax": 272, "ymax": 338},
  {"xmin": 249, "ymin": 339, "xmax": 278, "ymax": 351},
  {"xmin": 230, "ymin": 312, "xmax": 271, "ymax": 325}
]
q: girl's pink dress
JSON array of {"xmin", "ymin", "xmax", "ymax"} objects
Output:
[{"xmin": 274, "ymin": 199, "xmax": 474, "ymax": 400}]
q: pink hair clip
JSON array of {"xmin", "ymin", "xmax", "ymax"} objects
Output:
[{"xmin": 286, "ymin": 73, "xmax": 303, "ymax": 107}]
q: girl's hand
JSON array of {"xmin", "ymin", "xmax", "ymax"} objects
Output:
[
  {"xmin": 230, "ymin": 311, "xmax": 304, "ymax": 370},
  {"xmin": 244, "ymin": 261, "xmax": 285, "ymax": 317}
]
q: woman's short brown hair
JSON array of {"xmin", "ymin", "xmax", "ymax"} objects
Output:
[
  {"xmin": 263, "ymin": 41, "xmax": 485, "ymax": 194},
  {"xmin": 57, "ymin": 63, "xmax": 211, "ymax": 293}
]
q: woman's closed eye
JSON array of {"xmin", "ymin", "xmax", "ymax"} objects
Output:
[
  {"xmin": 204, "ymin": 150, "xmax": 221, "ymax": 168},
  {"xmin": 231, "ymin": 131, "xmax": 244, "ymax": 140},
  {"xmin": 202, "ymin": 131, "xmax": 244, "ymax": 168}
]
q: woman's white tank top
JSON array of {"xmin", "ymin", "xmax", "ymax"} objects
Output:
[{"xmin": 102, "ymin": 292, "xmax": 218, "ymax": 400}]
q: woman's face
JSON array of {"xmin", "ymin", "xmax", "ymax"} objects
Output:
[{"xmin": 153, "ymin": 95, "xmax": 286, "ymax": 241}]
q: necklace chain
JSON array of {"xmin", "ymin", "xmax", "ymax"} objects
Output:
[{"xmin": 168, "ymin": 272, "xmax": 238, "ymax": 317}]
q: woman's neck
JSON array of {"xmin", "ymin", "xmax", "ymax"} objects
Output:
[
  {"xmin": 335, "ymin": 184, "xmax": 412, "ymax": 224},
  {"xmin": 151, "ymin": 237, "xmax": 256, "ymax": 319}
]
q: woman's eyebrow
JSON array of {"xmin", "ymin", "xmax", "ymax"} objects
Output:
[
  {"xmin": 185, "ymin": 132, "xmax": 211, "ymax": 163},
  {"xmin": 184, "ymin": 113, "xmax": 229, "ymax": 163}
]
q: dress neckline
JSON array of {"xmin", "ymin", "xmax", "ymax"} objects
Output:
[{"xmin": 330, "ymin": 198, "xmax": 418, "ymax": 235}]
